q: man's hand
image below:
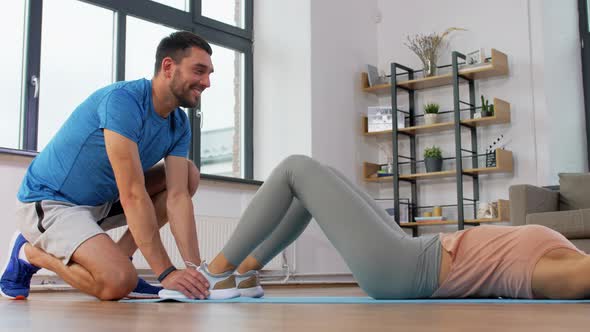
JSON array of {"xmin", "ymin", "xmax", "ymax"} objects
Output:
[{"xmin": 161, "ymin": 269, "xmax": 210, "ymax": 300}]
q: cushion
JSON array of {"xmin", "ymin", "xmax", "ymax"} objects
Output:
[{"xmin": 559, "ymin": 173, "xmax": 590, "ymax": 210}]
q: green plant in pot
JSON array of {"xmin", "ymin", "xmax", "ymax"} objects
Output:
[
  {"xmin": 424, "ymin": 146, "xmax": 443, "ymax": 173},
  {"xmin": 424, "ymin": 103, "xmax": 440, "ymax": 125},
  {"xmin": 480, "ymin": 95, "xmax": 495, "ymax": 117}
]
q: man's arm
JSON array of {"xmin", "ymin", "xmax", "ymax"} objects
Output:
[
  {"xmin": 164, "ymin": 155, "xmax": 201, "ymax": 265},
  {"xmin": 104, "ymin": 129, "xmax": 209, "ymax": 299}
]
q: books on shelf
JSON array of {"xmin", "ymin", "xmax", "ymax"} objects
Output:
[{"xmin": 414, "ymin": 216, "xmax": 446, "ymax": 222}]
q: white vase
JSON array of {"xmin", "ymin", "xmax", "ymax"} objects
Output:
[{"xmin": 424, "ymin": 113, "xmax": 438, "ymax": 125}]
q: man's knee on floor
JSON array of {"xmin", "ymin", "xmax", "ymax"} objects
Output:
[{"xmin": 95, "ymin": 267, "xmax": 138, "ymax": 300}]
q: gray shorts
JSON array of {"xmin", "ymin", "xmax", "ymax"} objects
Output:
[{"xmin": 15, "ymin": 199, "xmax": 127, "ymax": 264}]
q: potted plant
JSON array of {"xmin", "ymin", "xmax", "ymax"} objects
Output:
[
  {"xmin": 480, "ymin": 95, "xmax": 495, "ymax": 117},
  {"xmin": 424, "ymin": 103, "xmax": 440, "ymax": 125},
  {"xmin": 424, "ymin": 146, "xmax": 443, "ymax": 172},
  {"xmin": 404, "ymin": 27, "xmax": 467, "ymax": 77}
]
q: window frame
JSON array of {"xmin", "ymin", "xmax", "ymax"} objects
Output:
[
  {"xmin": 0, "ymin": 0, "xmax": 256, "ymax": 184},
  {"xmin": 579, "ymin": 0, "xmax": 590, "ymax": 167}
]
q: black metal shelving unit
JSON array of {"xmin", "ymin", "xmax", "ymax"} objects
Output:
[{"xmin": 390, "ymin": 51, "xmax": 483, "ymax": 237}]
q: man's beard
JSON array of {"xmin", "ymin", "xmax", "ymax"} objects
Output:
[{"xmin": 170, "ymin": 74, "xmax": 200, "ymax": 108}]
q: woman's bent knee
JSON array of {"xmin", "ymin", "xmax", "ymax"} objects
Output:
[{"xmin": 278, "ymin": 155, "xmax": 316, "ymax": 174}]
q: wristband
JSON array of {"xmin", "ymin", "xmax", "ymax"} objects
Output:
[{"xmin": 157, "ymin": 266, "xmax": 177, "ymax": 282}]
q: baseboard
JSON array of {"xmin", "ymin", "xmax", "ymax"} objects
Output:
[{"xmin": 31, "ymin": 270, "xmax": 357, "ymax": 291}]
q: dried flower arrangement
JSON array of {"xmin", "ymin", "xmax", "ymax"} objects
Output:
[{"xmin": 404, "ymin": 27, "xmax": 467, "ymax": 77}]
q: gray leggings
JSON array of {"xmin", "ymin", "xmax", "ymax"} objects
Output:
[{"xmin": 221, "ymin": 155, "xmax": 441, "ymax": 299}]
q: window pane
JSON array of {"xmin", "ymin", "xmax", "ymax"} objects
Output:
[
  {"xmin": 200, "ymin": 45, "xmax": 244, "ymax": 177},
  {"xmin": 152, "ymin": 0, "xmax": 189, "ymax": 12},
  {"xmin": 0, "ymin": 2, "xmax": 26, "ymax": 149},
  {"xmin": 37, "ymin": 0, "xmax": 114, "ymax": 151},
  {"xmin": 202, "ymin": 0, "xmax": 245, "ymax": 28},
  {"xmin": 126, "ymin": 16, "xmax": 176, "ymax": 80}
]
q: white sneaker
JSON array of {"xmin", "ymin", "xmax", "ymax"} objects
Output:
[
  {"xmin": 235, "ymin": 270, "xmax": 264, "ymax": 298},
  {"xmin": 158, "ymin": 262, "xmax": 240, "ymax": 300}
]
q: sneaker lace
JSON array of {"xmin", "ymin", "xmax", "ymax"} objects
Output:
[{"xmin": 184, "ymin": 261, "xmax": 201, "ymax": 270}]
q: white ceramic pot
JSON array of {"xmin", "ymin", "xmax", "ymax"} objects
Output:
[{"xmin": 424, "ymin": 113, "xmax": 438, "ymax": 125}]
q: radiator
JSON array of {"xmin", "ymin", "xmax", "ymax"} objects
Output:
[{"xmin": 107, "ymin": 215, "xmax": 284, "ymax": 271}]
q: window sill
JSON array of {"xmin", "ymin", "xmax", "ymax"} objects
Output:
[
  {"xmin": 0, "ymin": 147, "xmax": 38, "ymax": 158},
  {"xmin": 200, "ymin": 173, "xmax": 263, "ymax": 187}
]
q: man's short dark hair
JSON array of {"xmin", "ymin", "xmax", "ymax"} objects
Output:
[{"xmin": 154, "ymin": 31, "xmax": 213, "ymax": 75}]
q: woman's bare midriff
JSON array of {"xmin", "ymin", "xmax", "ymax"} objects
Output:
[{"xmin": 437, "ymin": 244, "xmax": 585, "ymax": 292}]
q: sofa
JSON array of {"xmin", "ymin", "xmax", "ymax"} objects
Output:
[{"xmin": 509, "ymin": 173, "xmax": 590, "ymax": 253}]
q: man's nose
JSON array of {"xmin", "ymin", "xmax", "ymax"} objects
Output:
[{"xmin": 200, "ymin": 74, "xmax": 211, "ymax": 88}]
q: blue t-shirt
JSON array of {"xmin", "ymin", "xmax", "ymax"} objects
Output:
[{"xmin": 17, "ymin": 79, "xmax": 191, "ymax": 206}]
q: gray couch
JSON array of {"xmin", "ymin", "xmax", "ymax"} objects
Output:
[{"xmin": 509, "ymin": 173, "xmax": 590, "ymax": 253}]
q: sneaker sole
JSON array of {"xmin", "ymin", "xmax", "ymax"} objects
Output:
[
  {"xmin": 0, "ymin": 232, "xmax": 26, "ymax": 300},
  {"xmin": 159, "ymin": 288, "xmax": 240, "ymax": 300},
  {"xmin": 208, "ymin": 288, "xmax": 240, "ymax": 300},
  {"xmin": 238, "ymin": 286, "xmax": 264, "ymax": 298}
]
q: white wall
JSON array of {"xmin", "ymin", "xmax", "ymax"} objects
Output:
[
  {"xmin": 253, "ymin": 0, "xmax": 313, "ymax": 180},
  {"xmin": 0, "ymin": 155, "xmax": 30, "ymax": 268}
]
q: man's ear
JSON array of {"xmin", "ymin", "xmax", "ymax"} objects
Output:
[{"xmin": 161, "ymin": 57, "xmax": 175, "ymax": 79}]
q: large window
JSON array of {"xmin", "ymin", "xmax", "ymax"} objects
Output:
[
  {"xmin": 202, "ymin": 0, "xmax": 245, "ymax": 28},
  {"xmin": 0, "ymin": 0, "xmax": 254, "ymax": 183},
  {"xmin": 125, "ymin": 16, "xmax": 176, "ymax": 80},
  {"xmin": 152, "ymin": 0, "xmax": 189, "ymax": 12},
  {"xmin": 0, "ymin": 2, "xmax": 27, "ymax": 149},
  {"xmin": 200, "ymin": 44, "xmax": 244, "ymax": 177},
  {"xmin": 38, "ymin": 0, "xmax": 114, "ymax": 150}
]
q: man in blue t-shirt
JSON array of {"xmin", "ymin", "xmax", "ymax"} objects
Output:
[{"xmin": 0, "ymin": 31, "xmax": 231, "ymax": 301}]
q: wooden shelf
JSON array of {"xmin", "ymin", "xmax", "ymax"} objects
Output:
[
  {"xmin": 362, "ymin": 98, "xmax": 510, "ymax": 136},
  {"xmin": 399, "ymin": 199, "xmax": 510, "ymax": 227},
  {"xmin": 363, "ymin": 149, "xmax": 513, "ymax": 182},
  {"xmin": 361, "ymin": 49, "xmax": 509, "ymax": 94}
]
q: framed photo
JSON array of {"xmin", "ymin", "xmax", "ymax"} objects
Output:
[
  {"xmin": 466, "ymin": 48, "xmax": 485, "ymax": 65},
  {"xmin": 367, "ymin": 64, "xmax": 381, "ymax": 87}
]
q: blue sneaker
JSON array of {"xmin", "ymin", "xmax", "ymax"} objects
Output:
[
  {"xmin": 126, "ymin": 277, "xmax": 163, "ymax": 299},
  {"xmin": 0, "ymin": 232, "xmax": 41, "ymax": 300},
  {"xmin": 126, "ymin": 256, "xmax": 162, "ymax": 299}
]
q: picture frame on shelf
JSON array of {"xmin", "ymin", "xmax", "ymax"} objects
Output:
[
  {"xmin": 466, "ymin": 48, "xmax": 486, "ymax": 65},
  {"xmin": 367, "ymin": 106, "xmax": 406, "ymax": 132},
  {"xmin": 367, "ymin": 64, "xmax": 382, "ymax": 87}
]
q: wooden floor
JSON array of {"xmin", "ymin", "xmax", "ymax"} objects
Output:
[{"xmin": 1, "ymin": 286, "xmax": 589, "ymax": 331}]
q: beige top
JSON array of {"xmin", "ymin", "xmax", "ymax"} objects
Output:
[{"xmin": 431, "ymin": 225, "xmax": 582, "ymax": 299}]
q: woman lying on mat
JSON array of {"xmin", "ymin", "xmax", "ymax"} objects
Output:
[{"xmin": 160, "ymin": 155, "xmax": 589, "ymax": 300}]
